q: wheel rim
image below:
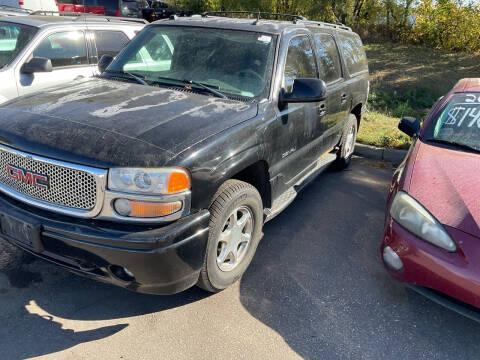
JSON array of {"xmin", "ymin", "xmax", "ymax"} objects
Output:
[
  {"xmin": 216, "ymin": 205, "xmax": 254, "ymax": 272},
  {"xmin": 345, "ymin": 124, "xmax": 356, "ymax": 157}
]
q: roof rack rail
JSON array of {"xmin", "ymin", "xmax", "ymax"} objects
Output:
[
  {"xmin": 200, "ymin": 10, "xmax": 352, "ymax": 31},
  {"xmin": 301, "ymin": 19, "xmax": 352, "ymax": 31},
  {"xmin": 29, "ymin": 11, "xmax": 148, "ymax": 24},
  {"xmin": 202, "ymin": 11, "xmax": 306, "ymax": 23},
  {"xmin": 0, "ymin": 5, "xmax": 32, "ymax": 13}
]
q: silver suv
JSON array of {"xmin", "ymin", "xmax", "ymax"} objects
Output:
[{"xmin": 0, "ymin": 14, "xmax": 145, "ymax": 104}]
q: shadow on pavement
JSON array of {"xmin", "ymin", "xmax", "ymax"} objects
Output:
[
  {"xmin": 0, "ymin": 260, "xmax": 210, "ymax": 359},
  {"xmin": 239, "ymin": 160, "xmax": 480, "ymax": 359}
]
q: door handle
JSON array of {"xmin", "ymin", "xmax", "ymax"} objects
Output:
[
  {"xmin": 341, "ymin": 93, "xmax": 347, "ymax": 103},
  {"xmin": 74, "ymin": 75, "xmax": 84, "ymax": 81},
  {"xmin": 318, "ymin": 103, "xmax": 326, "ymax": 117}
]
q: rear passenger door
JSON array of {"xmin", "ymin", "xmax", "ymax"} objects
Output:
[
  {"xmin": 89, "ymin": 30, "xmax": 130, "ymax": 75},
  {"xmin": 313, "ymin": 32, "xmax": 349, "ymax": 150},
  {"xmin": 17, "ymin": 30, "xmax": 93, "ymax": 97}
]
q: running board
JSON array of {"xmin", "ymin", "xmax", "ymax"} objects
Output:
[{"xmin": 264, "ymin": 152, "xmax": 337, "ymax": 222}]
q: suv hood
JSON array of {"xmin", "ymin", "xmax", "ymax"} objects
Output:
[
  {"xmin": 0, "ymin": 79, "xmax": 258, "ymax": 168},
  {"xmin": 408, "ymin": 141, "xmax": 480, "ymax": 239}
]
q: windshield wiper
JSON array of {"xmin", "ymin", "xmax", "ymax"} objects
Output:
[
  {"xmin": 182, "ymin": 79, "xmax": 227, "ymax": 99},
  {"xmin": 425, "ymin": 138, "xmax": 480, "ymax": 153},
  {"xmin": 104, "ymin": 70, "xmax": 148, "ymax": 86},
  {"xmin": 151, "ymin": 77, "xmax": 227, "ymax": 99}
]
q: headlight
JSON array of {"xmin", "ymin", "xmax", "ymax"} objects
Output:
[
  {"xmin": 108, "ymin": 167, "xmax": 190, "ymax": 195},
  {"xmin": 390, "ymin": 191, "xmax": 456, "ymax": 252}
]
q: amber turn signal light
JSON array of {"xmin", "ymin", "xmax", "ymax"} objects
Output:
[
  {"xmin": 167, "ymin": 171, "xmax": 190, "ymax": 194},
  {"xmin": 114, "ymin": 199, "xmax": 182, "ymax": 218}
]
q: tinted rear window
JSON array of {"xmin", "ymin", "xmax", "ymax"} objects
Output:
[
  {"xmin": 94, "ymin": 30, "xmax": 129, "ymax": 59},
  {"xmin": 313, "ymin": 33, "xmax": 342, "ymax": 83},
  {"xmin": 338, "ymin": 33, "xmax": 367, "ymax": 76}
]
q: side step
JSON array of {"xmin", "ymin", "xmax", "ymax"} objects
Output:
[{"xmin": 264, "ymin": 152, "xmax": 337, "ymax": 222}]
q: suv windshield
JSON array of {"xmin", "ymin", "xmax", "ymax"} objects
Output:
[
  {"xmin": 0, "ymin": 22, "xmax": 37, "ymax": 69},
  {"xmin": 424, "ymin": 92, "xmax": 480, "ymax": 152},
  {"xmin": 105, "ymin": 26, "xmax": 277, "ymax": 99}
]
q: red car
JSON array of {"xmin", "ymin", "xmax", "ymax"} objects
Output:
[{"xmin": 381, "ymin": 78, "xmax": 480, "ymax": 312}]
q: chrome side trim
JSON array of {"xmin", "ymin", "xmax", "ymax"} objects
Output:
[
  {"xmin": 0, "ymin": 144, "xmax": 107, "ymax": 218},
  {"xmin": 95, "ymin": 189, "xmax": 191, "ymax": 223}
]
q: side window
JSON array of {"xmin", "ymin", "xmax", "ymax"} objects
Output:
[
  {"xmin": 0, "ymin": 25, "xmax": 19, "ymax": 51},
  {"xmin": 313, "ymin": 33, "xmax": 342, "ymax": 83},
  {"xmin": 94, "ymin": 31, "xmax": 130, "ymax": 60},
  {"xmin": 284, "ymin": 35, "xmax": 317, "ymax": 93},
  {"xmin": 338, "ymin": 33, "xmax": 367, "ymax": 76},
  {"xmin": 33, "ymin": 31, "xmax": 88, "ymax": 68}
]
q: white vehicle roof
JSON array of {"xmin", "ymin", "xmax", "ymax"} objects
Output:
[{"xmin": 0, "ymin": 13, "xmax": 147, "ymax": 28}]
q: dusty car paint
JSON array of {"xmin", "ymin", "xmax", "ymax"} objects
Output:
[{"xmin": 0, "ymin": 16, "xmax": 369, "ymax": 294}]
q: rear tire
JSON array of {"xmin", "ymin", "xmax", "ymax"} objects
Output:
[
  {"xmin": 197, "ymin": 180, "xmax": 263, "ymax": 293},
  {"xmin": 334, "ymin": 114, "xmax": 358, "ymax": 170}
]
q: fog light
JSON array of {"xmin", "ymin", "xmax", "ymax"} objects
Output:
[
  {"xmin": 110, "ymin": 265, "xmax": 135, "ymax": 282},
  {"xmin": 114, "ymin": 198, "xmax": 131, "ymax": 216},
  {"xmin": 113, "ymin": 199, "xmax": 182, "ymax": 218},
  {"xmin": 383, "ymin": 246, "xmax": 404, "ymax": 271}
]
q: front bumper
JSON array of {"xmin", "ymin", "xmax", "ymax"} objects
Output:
[
  {"xmin": 381, "ymin": 216, "xmax": 480, "ymax": 308},
  {"xmin": 0, "ymin": 193, "xmax": 210, "ymax": 295}
]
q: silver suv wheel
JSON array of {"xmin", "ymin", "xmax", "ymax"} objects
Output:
[{"xmin": 216, "ymin": 206, "xmax": 254, "ymax": 272}]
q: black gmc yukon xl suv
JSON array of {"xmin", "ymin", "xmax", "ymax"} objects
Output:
[{"xmin": 0, "ymin": 13, "xmax": 368, "ymax": 294}]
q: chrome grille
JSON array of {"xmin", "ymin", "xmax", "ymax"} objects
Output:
[{"xmin": 0, "ymin": 146, "xmax": 99, "ymax": 210}]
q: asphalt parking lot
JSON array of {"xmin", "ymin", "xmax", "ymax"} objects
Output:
[{"xmin": 1, "ymin": 157, "xmax": 480, "ymax": 360}]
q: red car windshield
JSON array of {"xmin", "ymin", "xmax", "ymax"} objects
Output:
[{"xmin": 424, "ymin": 92, "xmax": 480, "ymax": 152}]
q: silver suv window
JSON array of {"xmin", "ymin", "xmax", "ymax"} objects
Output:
[
  {"xmin": 33, "ymin": 31, "xmax": 88, "ymax": 68},
  {"xmin": 94, "ymin": 30, "xmax": 129, "ymax": 59},
  {"xmin": 0, "ymin": 21, "xmax": 38, "ymax": 69}
]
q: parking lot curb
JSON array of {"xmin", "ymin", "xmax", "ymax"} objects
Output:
[{"xmin": 355, "ymin": 143, "xmax": 407, "ymax": 164}]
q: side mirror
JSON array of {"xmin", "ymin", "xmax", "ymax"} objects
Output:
[
  {"xmin": 98, "ymin": 54, "xmax": 114, "ymax": 74},
  {"xmin": 398, "ymin": 116, "xmax": 420, "ymax": 137},
  {"xmin": 280, "ymin": 78, "xmax": 327, "ymax": 105},
  {"xmin": 21, "ymin": 57, "xmax": 52, "ymax": 74}
]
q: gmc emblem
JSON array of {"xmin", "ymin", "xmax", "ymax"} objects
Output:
[{"xmin": 6, "ymin": 164, "xmax": 50, "ymax": 190}]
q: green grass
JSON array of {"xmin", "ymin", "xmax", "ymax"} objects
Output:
[
  {"xmin": 357, "ymin": 111, "xmax": 411, "ymax": 149},
  {"xmin": 358, "ymin": 42, "xmax": 480, "ymax": 149}
]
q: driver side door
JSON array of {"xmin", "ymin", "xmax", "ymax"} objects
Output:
[{"xmin": 270, "ymin": 34, "xmax": 325, "ymax": 188}]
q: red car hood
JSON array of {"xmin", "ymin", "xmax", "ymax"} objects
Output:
[{"xmin": 408, "ymin": 141, "xmax": 480, "ymax": 239}]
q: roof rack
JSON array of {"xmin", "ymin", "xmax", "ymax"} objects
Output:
[
  {"xmin": 200, "ymin": 11, "xmax": 352, "ymax": 30},
  {"xmin": 0, "ymin": 5, "xmax": 32, "ymax": 13},
  {"xmin": 201, "ymin": 11, "xmax": 306, "ymax": 23},
  {"xmin": 302, "ymin": 19, "xmax": 352, "ymax": 31},
  {"xmin": 29, "ymin": 11, "xmax": 148, "ymax": 24}
]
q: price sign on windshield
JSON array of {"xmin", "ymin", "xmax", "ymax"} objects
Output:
[{"xmin": 441, "ymin": 94, "xmax": 480, "ymax": 128}]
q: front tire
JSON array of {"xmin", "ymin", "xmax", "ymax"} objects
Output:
[
  {"xmin": 334, "ymin": 114, "xmax": 358, "ymax": 170},
  {"xmin": 197, "ymin": 180, "xmax": 263, "ymax": 293}
]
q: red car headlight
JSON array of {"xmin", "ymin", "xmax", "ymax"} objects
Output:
[{"xmin": 390, "ymin": 191, "xmax": 456, "ymax": 252}]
